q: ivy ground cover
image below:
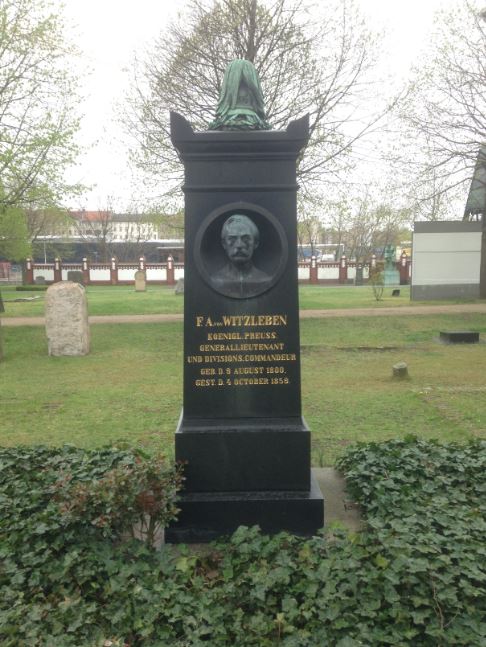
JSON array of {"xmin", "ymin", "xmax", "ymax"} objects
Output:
[{"xmin": 1, "ymin": 437, "xmax": 485, "ymax": 646}]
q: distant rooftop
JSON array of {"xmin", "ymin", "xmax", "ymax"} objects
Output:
[
  {"xmin": 70, "ymin": 210, "xmax": 174, "ymax": 223},
  {"xmin": 70, "ymin": 210, "xmax": 111, "ymax": 222}
]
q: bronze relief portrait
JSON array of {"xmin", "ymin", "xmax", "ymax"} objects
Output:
[{"xmin": 194, "ymin": 204, "xmax": 288, "ymax": 300}]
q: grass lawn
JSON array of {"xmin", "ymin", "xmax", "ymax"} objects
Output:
[
  {"xmin": 2, "ymin": 283, "xmax": 484, "ymax": 318},
  {"xmin": 1, "ymin": 313, "xmax": 485, "ymax": 464},
  {"xmin": 1, "ymin": 285, "xmax": 185, "ymax": 318}
]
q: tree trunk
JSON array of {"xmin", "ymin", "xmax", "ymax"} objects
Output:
[{"xmin": 246, "ymin": 0, "xmax": 257, "ymax": 61}]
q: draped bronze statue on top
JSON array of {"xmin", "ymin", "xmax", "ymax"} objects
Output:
[{"xmin": 209, "ymin": 59, "xmax": 272, "ymax": 131}]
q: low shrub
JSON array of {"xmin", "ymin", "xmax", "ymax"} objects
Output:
[
  {"xmin": 369, "ymin": 268, "xmax": 384, "ymax": 301},
  {"xmin": 53, "ymin": 449, "xmax": 183, "ymax": 546},
  {"xmin": 1, "ymin": 438, "xmax": 485, "ymax": 646},
  {"xmin": 15, "ymin": 285, "xmax": 48, "ymax": 291}
]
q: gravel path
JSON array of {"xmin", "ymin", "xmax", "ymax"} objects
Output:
[{"xmin": 2, "ymin": 303, "xmax": 486, "ymax": 327}]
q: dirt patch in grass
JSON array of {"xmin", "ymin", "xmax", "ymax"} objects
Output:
[{"xmin": 337, "ymin": 345, "xmax": 402, "ymax": 352}]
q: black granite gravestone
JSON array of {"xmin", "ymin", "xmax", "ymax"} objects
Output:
[{"xmin": 166, "ymin": 112, "xmax": 324, "ymax": 542}]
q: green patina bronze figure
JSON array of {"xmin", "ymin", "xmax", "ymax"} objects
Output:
[
  {"xmin": 384, "ymin": 245, "xmax": 396, "ymax": 271},
  {"xmin": 209, "ymin": 59, "xmax": 271, "ymax": 131}
]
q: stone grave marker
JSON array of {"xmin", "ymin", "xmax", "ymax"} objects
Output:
[
  {"xmin": 45, "ymin": 281, "xmax": 89, "ymax": 356},
  {"xmin": 175, "ymin": 278, "xmax": 184, "ymax": 294},
  {"xmin": 134, "ymin": 270, "xmax": 146, "ymax": 292},
  {"xmin": 392, "ymin": 361, "xmax": 409, "ymax": 379},
  {"xmin": 166, "ymin": 60, "xmax": 323, "ymax": 542},
  {"xmin": 440, "ymin": 330, "xmax": 479, "ymax": 344},
  {"xmin": 34, "ymin": 276, "xmax": 46, "ymax": 285},
  {"xmin": 67, "ymin": 270, "xmax": 84, "ymax": 285}
]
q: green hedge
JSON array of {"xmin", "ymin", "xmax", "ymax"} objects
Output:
[
  {"xmin": 15, "ymin": 285, "xmax": 48, "ymax": 291},
  {"xmin": 1, "ymin": 438, "xmax": 485, "ymax": 646}
]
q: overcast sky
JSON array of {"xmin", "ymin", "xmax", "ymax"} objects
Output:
[{"xmin": 62, "ymin": 0, "xmax": 457, "ymax": 211}]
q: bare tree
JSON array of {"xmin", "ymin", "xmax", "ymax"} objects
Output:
[
  {"xmin": 123, "ymin": 0, "xmax": 390, "ymax": 201},
  {"xmin": 25, "ymin": 207, "xmax": 72, "ymax": 243},
  {"xmin": 70, "ymin": 202, "xmax": 184, "ymax": 262},
  {"xmin": 404, "ymin": 161, "xmax": 465, "ymax": 222},
  {"xmin": 397, "ymin": 0, "xmax": 486, "ymax": 212},
  {"xmin": 321, "ymin": 199, "xmax": 350, "ymax": 259},
  {"xmin": 110, "ymin": 209, "xmax": 181, "ymax": 262},
  {"xmin": 297, "ymin": 215, "xmax": 324, "ymax": 258},
  {"xmin": 72, "ymin": 208, "xmax": 114, "ymax": 263},
  {"xmin": 323, "ymin": 193, "xmax": 411, "ymax": 261}
]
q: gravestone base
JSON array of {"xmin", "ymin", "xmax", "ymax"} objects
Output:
[
  {"xmin": 175, "ymin": 415, "xmax": 311, "ymax": 492},
  {"xmin": 167, "ymin": 413, "xmax": 323, "ymax": 542},
  {"xmin": 383, "ymin": 269, "xmax": 400, "ymax": 286},
  {"xmin": 166, "ymin": 471, "xmax": 324, "ymax": 543}
]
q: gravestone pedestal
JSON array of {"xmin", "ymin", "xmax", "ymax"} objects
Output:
[
  {"xmin": 383, "ymin": 268, "xmax": 400, "ymax": 286},
  {"xmin": 172, "ymin": 415, "xmax": 322, "ymax": 542},
  {"xmin": 166, "ymin": 112, "xmax": 323, "ymax": 542}
]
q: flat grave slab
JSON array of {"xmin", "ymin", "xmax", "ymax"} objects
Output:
[{"xmin": 439, "ymin": 330, "xmax": 480, "ymax": 344}]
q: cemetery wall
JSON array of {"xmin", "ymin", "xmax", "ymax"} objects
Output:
[{"xmin": 24, "ymin": 256, "xmax": 411, "ymax": 287}]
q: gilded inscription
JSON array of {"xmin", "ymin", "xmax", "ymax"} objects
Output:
[
  {"xmin": 196, "ymin": 314, "xmax": 287, "ymax": 327},
  {"xmin": 189, "ymin": 313, "xmax": 296, "ymax": 388}
]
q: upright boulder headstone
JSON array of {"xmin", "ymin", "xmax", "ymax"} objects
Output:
[
  {"xmin": 45, "ymin": 281, "xmax": 89, "ymax": 356},
  {"xmin": 175, "ymin": 278, "xmax": 184, "ymax": 295},
  {"xmin": 166, "ymin": 60, "xmax": 323, "ymax": 542},
  {"xmin": 134, "ymin": 270, "xmax": 146, "ymax": 292}
]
